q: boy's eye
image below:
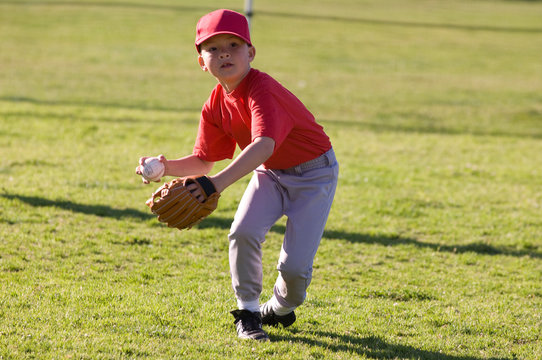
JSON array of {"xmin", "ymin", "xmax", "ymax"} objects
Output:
[{"xmin": 230, "ymin": 42, "xmax": 238, "ymax": 47}]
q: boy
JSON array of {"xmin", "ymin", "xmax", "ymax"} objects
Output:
[{"xmin": 136, "ymin": 9, "xmax": 338, "ymax": 341}]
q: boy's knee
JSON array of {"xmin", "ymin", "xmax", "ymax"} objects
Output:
[
  {"xmin": 278, "ymin": 261, "xmax": 313, "ymax": 282},
  {"xmin": 275, "ymin": 266, "xmax": 313, "ymax": 307},
  {"xmin": 228, "ymin": 221, "xmax": 265, "ymax": 245}
]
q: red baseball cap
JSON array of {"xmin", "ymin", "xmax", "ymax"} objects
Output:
[{"xmin": 195, "ymin": 9, "xmax": 251, "ymax": 52}]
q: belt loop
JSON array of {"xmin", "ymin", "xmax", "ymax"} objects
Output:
[
  {"xmin": 322, "ymin": 152, "xmax": 329, "ymax": 167},
  {"xmin": 325, "ymin": 148, "xmax": 334, "ymax": 166}
]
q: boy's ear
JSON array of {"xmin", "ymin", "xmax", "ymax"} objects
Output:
[
  {"xmin": 198, "ymin": 55, "xmax": 207, "ymax": 71},
  {"xmin": 248, "ymin": 46, "xmax": 256, "ymax": 63}
]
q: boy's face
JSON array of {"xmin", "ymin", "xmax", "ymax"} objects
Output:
[{"xmin": 198, "ymin": 34, "xmax": 255, "ymax": 91}]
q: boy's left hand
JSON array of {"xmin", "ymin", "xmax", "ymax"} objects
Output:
[
  {"xmin": 186, "ymin": 182, "xmax": 204, "ymax": 202},
  {"xmin": 146, "ymin": 176, "xmax": 220, "ymax": 230}
]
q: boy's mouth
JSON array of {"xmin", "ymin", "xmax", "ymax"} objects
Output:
[{"xmin": 221, "ymin": 62, "xmax": 233, "ymax": 68}]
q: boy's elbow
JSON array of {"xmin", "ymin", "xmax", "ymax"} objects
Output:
[
  {"xmin": 205, "ymin": 161, "xmax": 215, "ymax": 174},
  {"xmin": 198, "ymin": 158, "xmax": 214, "ymax": 174},
  {"xmin": 255, "ymin": 136, "xmax": 275, "ymax": 159}
]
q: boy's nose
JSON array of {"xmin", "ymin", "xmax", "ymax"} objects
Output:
[{"xmin": 219, "ymin": 52, "xmax": 230, "ymax": 59}]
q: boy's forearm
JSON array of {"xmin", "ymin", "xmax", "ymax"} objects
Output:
[
  {"xmin": 165, "ymin": 154, "xmax": 214, "ymax": 178},
  {"xmin": 211, "ymin": 137, "xmax": 275, "ymax": 193}
]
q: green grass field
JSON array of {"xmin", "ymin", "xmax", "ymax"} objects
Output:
[{"xmin": 1, "ymin": 0, "xmax": 541, "ymax": 359}]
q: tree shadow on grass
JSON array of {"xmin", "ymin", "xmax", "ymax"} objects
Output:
[
  {"xmin": 320, "ymin": 118, "xmax": 542, "ymax": 140},
  {"xmin": 200, "ymin": 216, "xmax": 541, "ymax": 259},
  {"xmin": 0, "ymin": 96, "xmax": 201, "ymax": 116},
  {"xmin": 3, "ymin": 195, "xmax": 539, "ymax": 259},
  {"xmin": 4, "ymin": 1, "xmax": 542, "ymax": 34},
  {"xmin": 1, "ymin": 193, "xmax": 152, "ymax": 221},
  {"xmin": 271, "ymin": 331, "xmax": 511, "ymax": 360},
  {"xmin": 4, "ymin": 96, "xmax": 541, "ymax": 139},
  {"xmin": 320, "ymin": 228, "xmax": 542, "ymax": 259}
]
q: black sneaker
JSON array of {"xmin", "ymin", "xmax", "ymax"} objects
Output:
[
  {"xmin": 260, "ymin": 301, "xmax": 296, "ymax": 328},
  {"xmin": 230, "ymin": 310, "xmax": 270, "ymax": 341}
]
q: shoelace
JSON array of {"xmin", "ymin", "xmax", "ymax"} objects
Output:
[{"xmin": 238, "ymin": 313, "xmax": 260, "ymax": 331}]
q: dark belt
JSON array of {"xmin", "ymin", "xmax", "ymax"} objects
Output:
[{"xmin": 280, "ymin": 148, "xmax": 335, "ymax": 176}]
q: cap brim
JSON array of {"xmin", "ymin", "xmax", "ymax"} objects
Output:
[{"xmin": 195, "ymin": 31, "xmax": 252, "ymax": 47}]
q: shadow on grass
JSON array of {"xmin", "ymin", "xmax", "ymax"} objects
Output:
[
  {"xmin": 271, "ymin": 331, "xmax": 512, "ymax": 360},
  {"xmin": 3, "ymin": 195, "xmax": 539, "ymax": 259},
  {"xmin": 6, "ymin": 96, "xmax": 538, "ymax": 140},
  {"xmin": 1, "ymin": 193, "xmax": 152, "ymax": 220},
  {"xmin": 0, "ymin": 96, "xmax": 201, "ymax": 115},
  {"xmin": 200, "ymin": 217, "xmax": 541, "ymax": 259},
  {"xmin": 3, "ymin": 97, "xmax": 541, "ymax": 140},
  {"xmin": 257, "ymin": 10, "xmax": 542, "ymax": 34},
  {"xmin": 320, "ymin": 228, "xmax": 541, "ymax": 259},
  {"xmin": 3, "ymin": 1, "xmax": 542, "ymax": 34},
  {"xmin": 321, "ymin": 118, "xmax": 542, "ymax": 140}
]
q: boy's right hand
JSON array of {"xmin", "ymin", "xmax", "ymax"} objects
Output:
[{"xmin": 135, "ymin": 154, "xmax": 168, "ymax": 184}]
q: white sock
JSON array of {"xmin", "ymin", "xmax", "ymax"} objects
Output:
[
  {"xmin": 237, "ymin": 298, "xmax": 260, "ymax": 313},
  {"xmin": 269, "ymin": 295, "xmax": 296, "ymax": 316}
]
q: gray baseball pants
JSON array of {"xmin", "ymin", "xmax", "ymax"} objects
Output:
[{"xmin": 228, "ymin": 148, "xmax": 339, "ymax": 309}]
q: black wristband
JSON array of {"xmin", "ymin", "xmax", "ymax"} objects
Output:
[{"xmin": 196, "ymin": 176, "xmax": 217, "ymax": 197}]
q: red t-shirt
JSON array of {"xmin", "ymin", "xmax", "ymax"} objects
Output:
[{"xmin": 193, "ymin": 68, "xmax": 331, "ymax": 169}]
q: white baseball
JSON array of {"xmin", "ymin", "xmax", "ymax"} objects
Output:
[{"xmin": 142, "ymin": 157, "xmax": 165, "ymax": 182}]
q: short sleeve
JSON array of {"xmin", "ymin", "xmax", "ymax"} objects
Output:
[
  {"xmin": 247, "ymin": 78, "xmax": 294, "ymax": 150},
  {"xmin": 193, "ymin": 96, "xmax": 236, "ymax": 162}
]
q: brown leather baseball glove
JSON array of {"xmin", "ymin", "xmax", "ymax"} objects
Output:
[{"xmin": 146, "ymin": 176, "xmax": 220, "ymax": 230}]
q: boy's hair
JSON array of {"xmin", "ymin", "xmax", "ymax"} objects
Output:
[{"xmin": 195, "ymin": 9, "xmax": 252, "ymax": 53}]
